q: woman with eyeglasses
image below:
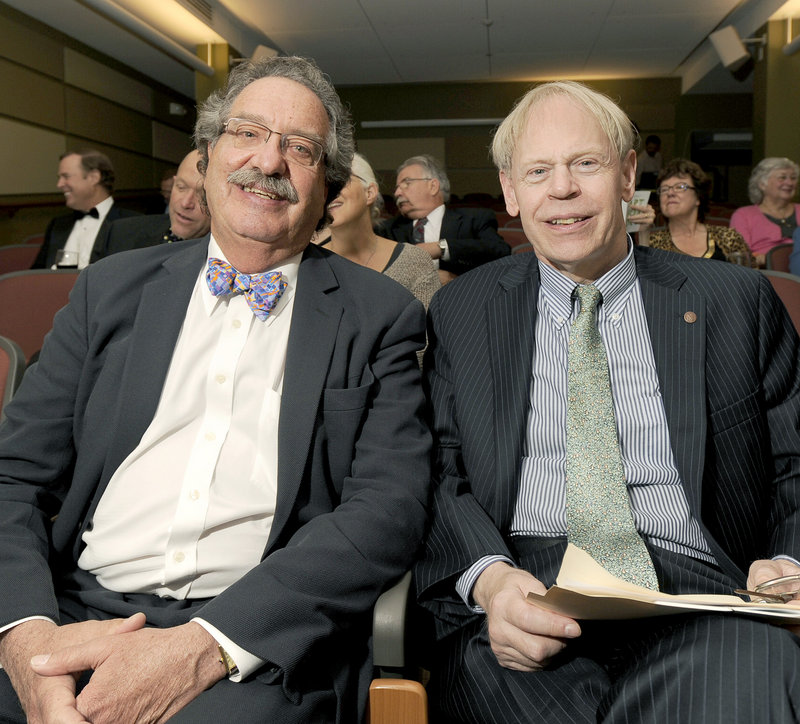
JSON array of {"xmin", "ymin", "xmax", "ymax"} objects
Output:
[
  {"xmin": 641, "ymin": 159, "xmax": 750, "ymax": 263},
  {"xmin": 730, "ymin": 157, "xmax": 800, "ymax": 267},
  {"xmin": 321, "ymin": 153, "xmax": 440, "ymax": 362}
]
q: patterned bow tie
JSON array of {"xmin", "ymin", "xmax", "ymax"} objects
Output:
[{"xmin": 206, "ymin": 258, "xmax": 287, "ymax": 321}]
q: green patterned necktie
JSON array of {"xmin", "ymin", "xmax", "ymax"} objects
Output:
[{"xmin": 565, "ymin": 284, "xmax": 659, "ymax": 590}]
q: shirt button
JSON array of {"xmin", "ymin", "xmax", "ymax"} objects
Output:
[
  {"xmin": 205, "ymin": 431, "xmax": 216, "ymax": 442},
  {"xmin": 190, "ymin": 489, "xmax": 200, "ymax": 501},
  {"xmin": 215, "ymin": 374, "xmax": 226, "ymax": 384},
  {"xmin": 173, "ymin": 551, "xmax": 185, "ymax": 563},
  {"xmin": 232, "ymin": 319, "xmax": 242, "ymax": 329}
]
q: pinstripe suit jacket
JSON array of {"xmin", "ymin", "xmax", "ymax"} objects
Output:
[{"xmin": 416, "ymin": 245, "xmax": 800, "ymax": 639}]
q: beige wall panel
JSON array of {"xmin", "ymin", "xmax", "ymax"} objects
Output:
[
  {"xmin": 447, "ymin": 170, "xmax": 502, "ymax": 199},
  {"xmin": 65, "ymin": 87, "xmax": 151, "ymax": 154},
  {"xmin": 356, "ymin": 138, "xmax": 446, "ymax": 174},
  {"xmin": 0, "ymin": 118, "xmax": 65, "ymax": 194},
  {"xmin": 65, "ymin": 48, "xmax": 153, "ymax": 117},
  {"xmin": 0, "ymin": 9, "xmax": 63, "ymax": 79},
  {"xmin": 0, "ymin": 58, "xmax": 65, "ymax": 129},
  {"xmin": 152, "ymin": 121, "xmax": 194, "ymax": 164}
]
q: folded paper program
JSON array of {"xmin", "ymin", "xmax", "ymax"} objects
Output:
[{"xmin": 526, "ymin": 544, "xmax": 800, "ymax": 624}]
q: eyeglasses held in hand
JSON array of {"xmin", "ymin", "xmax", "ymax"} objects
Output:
[
  {"xmin": 657, "ymin": 183, "xmax": 696, "ymax": 195},
  {"xmin": 735, "ymin": 574, "xmax": 800, "ymax": 603},
  {"xmin": 223, "ymin": 117, "xmax": 325, "ymax": 167}
]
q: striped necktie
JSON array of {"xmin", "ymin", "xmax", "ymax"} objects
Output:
[{"xmin": 412, "ymin": 217, "xmax": 427, "ymax": 243}]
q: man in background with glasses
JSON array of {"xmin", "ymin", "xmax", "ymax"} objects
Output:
[
  {"xmin": 0, "ymin": 56, "xmax": 429, "ymax": 724},
  {"xmin": 378, "ymin": 154, "xmax": 510, "ymax": 282}
]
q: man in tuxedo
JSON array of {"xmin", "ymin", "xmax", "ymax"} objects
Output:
[
  {"xmin": 32, "ymin": 149, "xmax": 139, "ymax": 269},
  {"xmin": 377, "ymin": 154, "xmax": 509, "ymax": 281},
  {"xmin": 415, "ymin": 81, "xmax": 800, "ymax": 722},
  {"xmin": 92, "ymin": 150, "xmax": 210, "ymax": 261},
  {"xmin": 0, "ymin": 56, "xmax": 429, "ymax": 723}
]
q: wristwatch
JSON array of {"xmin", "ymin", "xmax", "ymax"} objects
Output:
[
  {"xmin": 217, "ymin": 644, "xmax": 240, "ymax": 677},
  {"xmin": 438, "ymin": 239, "xmax": 448, "ymax": 258}
]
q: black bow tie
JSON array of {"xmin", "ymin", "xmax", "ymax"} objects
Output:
[{"xmin": 73, "ymin": 208, "xmax": 99, "ymax": 220}]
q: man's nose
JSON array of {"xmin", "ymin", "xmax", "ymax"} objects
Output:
[{"xmin": 250, "ymin": 133, "xmax": 288, "ymax": 175}]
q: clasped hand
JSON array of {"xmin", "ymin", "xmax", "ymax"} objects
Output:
[{"xmin": 0, "ymin": 615, "xmax": 224, "ymax": 724}]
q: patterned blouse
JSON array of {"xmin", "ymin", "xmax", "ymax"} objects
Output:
[{"xmin": 648, "ymin": 225, "xmax": 750, "ymax": 262}]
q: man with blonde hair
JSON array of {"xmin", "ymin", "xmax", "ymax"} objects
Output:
[{"xmin": 416, "ymin": 80, "xmax": 800, "ymax": 722}]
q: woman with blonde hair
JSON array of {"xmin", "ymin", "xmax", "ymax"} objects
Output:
[{"xmin": 322, "ymin": 152, "xmax": 440, "ymax": 312}]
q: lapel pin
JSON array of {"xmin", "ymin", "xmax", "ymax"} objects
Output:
[{"xmin": 683, "ymin": 311, "xmax": 697, "ymax": 323}]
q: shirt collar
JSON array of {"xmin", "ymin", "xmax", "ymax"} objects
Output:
[
  {"xmin": 538, "ymin": 238, "xmax": 637, "ymax": 324},
  {"xmin": 92, "ymin": 196, "xmax": 114, "ymax": 222},
  {"xmin": 425, "ymin": 203, "xmax": 446, "ymax": 227},
  {"xmin": 199, "ymin": 235, "xmax": 302, "ymax": 319}
]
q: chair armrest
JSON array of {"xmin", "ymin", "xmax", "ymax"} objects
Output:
[{"xmin": 373, "ymin": 571, "xmax": 412, "ymax": 676}]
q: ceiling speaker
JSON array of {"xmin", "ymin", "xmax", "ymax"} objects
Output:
[{"xmin": 709, "ymin": 26, "xmax": 750, "ymax": 72}]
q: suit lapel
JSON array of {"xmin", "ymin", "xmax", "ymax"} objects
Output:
[
  {"xmin": 97, "ymin": 241, "xmax": 208, "ymax": 494},
  {"xmin": 487, "ymin": 255, "xmax": 539, "ymax": 529},
  {"xmin": 267, "ymin": 246, "xmax": 342, "ymax": 552},
  {"xmin": 439, "ymin": 209, "xmax": 460, "ymax": 240},
  {"xmin": 635, "ymin": 249, "xmax": 707, "ymax": 512}
]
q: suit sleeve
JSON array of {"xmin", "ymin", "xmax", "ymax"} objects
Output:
[
  {"xmin": 413, "ymin": 292, "xmax": 515, "ymax": 638},
  {"xmin": 0, "ymin": 271, "xmax": 92, "ymax": 623},
  {"xmin": 440, "ymin": 209, "xmax": 510, "ymax": 275},
  {"xmin": 31, "ymin": 218, "xmax": 59, "ymax": 269},
  {"xmin": 756, "ymin": 274, "xmax": 800, "ymax": 558},
  {"xmin": 194, "ymin": 295, "xmax": 431, "ymax": 699}
]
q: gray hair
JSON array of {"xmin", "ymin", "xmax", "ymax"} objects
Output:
[
  {"xmin": 193, "ymin": 56, "xmax": 354, "ymax": 209},
  {"xmin": 351, "ymin": 152, "xmax": 384, "ymax": 222},
  {"xmin": 491, "ymin": 81, "xmax": 636, "ymax": 174},
  {"xmin": 747, "ymin": 157, "xmax": 800, "ymax": 204},
  {"xmin": 397, "ymin": 154, "xmax": 451, "ymax": 203}
]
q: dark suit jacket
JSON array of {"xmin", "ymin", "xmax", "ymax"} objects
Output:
[
  {"xmin": 377, "ymin": 207, "xmax": 510, "ymax": 274},
  {"xmin": 0, "ymin": 239, "xmax": 430, "ymax": 718},
  {"xmin": 32, "ymin": 204, "xmax": 141, "ymax": 269},
  {"xmin": 415, "ymin": 246, "xmax": 800, "ymax": 639},
  {"xmin": 90, "ymin": 213, "xmax": 172, "ymax": 263}
]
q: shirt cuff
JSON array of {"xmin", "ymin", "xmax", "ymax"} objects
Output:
[
  {"xmin": 191, "ymin": 617, "xmax": 264, "ymax": 682},
  {"xmin": 455, "ymin": 555, "xmax": 516, "ymax": 613},
  {"xmin": 439, "ymin": 239, "xmax": 450, "ymax": 261},
  {"xmin": 773, "ymin": 554, "xmax": 800, "ymax": 568}
]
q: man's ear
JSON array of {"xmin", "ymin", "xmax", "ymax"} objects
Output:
[
  {"xmin": 621, "ymin": 149, "xmax": 637, "ymax": 202},
  {"xmin": 87, "ymin": 169, "xmax": 102, "ymax": 187},
  {"xmin": 499, "ymin": 171, "xmax": 519, "ymax": 217},
  {"xmin": 429, "ymin": 178, "xmax": 440, "ymax": 198}
]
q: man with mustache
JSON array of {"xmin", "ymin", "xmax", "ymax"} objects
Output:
[
  {"xmin": 91, "ymin": 150, "xmax": 211, "ymax": 261},
  {"xmin": 378, "ymin": 154, "xmax": 510, "ymax": 282},
  {"xmin": 0, "ymin": 56, "xmax": 429, "ymax": 724}
]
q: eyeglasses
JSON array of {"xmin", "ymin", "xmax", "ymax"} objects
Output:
[
  {"xmin": 396, "ymin": 177, "xmax": 432, "ymax": 190},
  {"xmin": 735, "ymin": 574, "xmax": 800, "ymax": 603},
  {"xmin": 222, "ymin": 117, "xmax": 325, "ymax": 168},
  {"xmin": 657, "ymin": 183, "xmax": 695, "ymax": 196}
]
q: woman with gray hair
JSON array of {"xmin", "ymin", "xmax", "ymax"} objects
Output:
[
  {"xmin": 730, "ymin": 157, "xmax": 799, "ymax": 266},
  {"xmin": 322, "ymin": 152, "xmax": 440, "ymax": 325}
]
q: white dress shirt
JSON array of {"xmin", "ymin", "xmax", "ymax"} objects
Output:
[
  {"xmin": 62, "ymin": 196, "xmax": 113, "ymax": 269},
  {"xmin": 420, "ymin": 203, "xmax": 450, "ymax": 262},
  {"xmin": 76, "ymin": 236, "xmax": 300, "ymax": 678}
]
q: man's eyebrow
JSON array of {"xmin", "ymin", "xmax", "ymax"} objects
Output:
[{"xmin": 230, "ymin": 112, "xmax": 325, "ymax": 143}]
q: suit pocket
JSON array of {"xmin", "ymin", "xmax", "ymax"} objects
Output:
[
  {"xmin": 708, "ymin": 390, "xmax": 760, "ymax": 435},
  {"xmin": 321, "ymin": 368, "xmax": 375, "ymax": 489}
]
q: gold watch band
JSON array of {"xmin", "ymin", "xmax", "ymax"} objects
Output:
[{"xmin": 217, "ymin": 644, "xmax": 240, "ymax": 677}]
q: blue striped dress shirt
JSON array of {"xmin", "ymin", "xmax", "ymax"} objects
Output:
[{"xmin": 457, "ymin": 244, "xmax": 714, "ymax": 606}]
